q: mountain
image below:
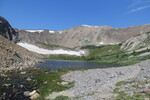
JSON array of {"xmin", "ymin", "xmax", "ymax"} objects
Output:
[
  {"xmin": 0, "ymin": 16, "xmax": 39, "ymax": 70},
  {"xmin": 121, "ymin": 31, "xmax": 150, "ymax": 51},
  {"xmin": 17, "ymin": 24, "xmax": 150, "ymax": 49},
  {"xmin": 0, "ymin": 16, "xmax": 19, "ymax": 43}
]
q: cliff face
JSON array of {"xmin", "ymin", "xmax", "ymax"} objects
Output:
[
  {"xmin": 0, "ymin": 16, "xmax": 39, "ymax": 70},
  {"xmin": 121, "ymin": 32, "xmax": 150, "ymax": 51},
  {"xmin": 0, "ymin": 16, "xmax": 19, "ymax": 43}
]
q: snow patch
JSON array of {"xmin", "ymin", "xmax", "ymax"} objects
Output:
[
  {"xmin": 17, "ymin": 42, "xmax": 84, "ymax": 56},
  {"xmin": 26, "ymin": 30, "xmax": 44, "ymax": 33},
  {"xmin": 109, "ymin": 43, "xmax": 115, "ymax": 45},
  {"xmin": 99, "ymin": 42, "xmax": 104, "ymax": 45},
  {"xmin": 82, "ymin": 25, "xmax": 99, "ymax": 27},
  {"xmin": 59, "ymin": 31, "xmax": 63, "ymax": 34},
  {"xmin": 49, "ymin": 31, "xmax": 55, "ymax": 33},
  {"xmin": 129, "ymin": 26, "xmax": 134, "ymax": 28}
]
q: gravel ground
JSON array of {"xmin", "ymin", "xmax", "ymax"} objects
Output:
[
  {"xmin": 61, "ymin": 65, "xmax": 141, "ymax": 100},
  {"xmin": 135, "ymin": 60, "xmax": 150, "ymax": 80},
  {"xmin": 112, "ymin": 60, "xmax": 150, "ymax": 99},
  {"xmin": 45, "ymin": 59, "xmax": 150, "ymax": 100}
]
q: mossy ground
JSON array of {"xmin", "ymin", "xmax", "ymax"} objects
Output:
[
  {"xmin": 114, "ymin": 79, "xmax": 150, "ymax": 100},
  {"xmin": 0, "ymin": 68, "xmax": 74, "ymax": 100},
  {"xmin": 25, "ymin": 69, "xmax": 75, "ymax": 100}
]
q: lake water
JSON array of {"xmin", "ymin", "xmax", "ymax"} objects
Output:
[{"xmin": 36, "ymin": 60, "xmax": 118, "ymax": 70}]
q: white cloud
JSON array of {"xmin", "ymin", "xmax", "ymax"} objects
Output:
[
  {"xmin": 129, "ymin": 5, "xmax": 150, "ymax": 13},
  {"xmin": 128, "ymin": 0, "xmax": 150, "ymax": 13},
  {"xmin": 129, "ymin": 0, "xmax": 143, "ymax": 7}
]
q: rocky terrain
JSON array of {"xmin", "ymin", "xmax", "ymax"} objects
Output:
[
  {"xmin": 44, "ymin": 60, "xmax": 150, "ymax": 100},
  {"xmin": 0, "ymin": 16, "xmax": 18, "ymax": 43},
  {"xmin": 121, "ymin": 31, "xmax": 150, "ymax": 51},
  {"xmin": 59, "ymin": 65, "xmax": 141, "ymax": 100},
  {"xmin": 17, "ymin": 24, "xmax": 150, "ymax": 49},
  {"xmin": 0, "ymin": 16, "xmax": 42, "ymax": 100},
  {"xmin": 0, "ymin": 36, "xmax": 38, "ymax": 70},
  {"xmin": 0, "ymin": 16, "xmax": 39, "ymax": 70}
]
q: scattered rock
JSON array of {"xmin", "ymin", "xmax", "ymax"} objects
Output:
[
  {"xmin": 30, "ymin": 92, "xmax": 40, "ymax": 100},
  {"xmin": 20, "ymin": 71, "xmax": 26, "ymax": 74},
  {"xmin": 3, "ymin": 84, "xmax": 11, "ymax": 87},
  {"xmin": 145, "ymin": 97, "xmax": 149, "ymax": 100},
  {"xmin": 44, "ymin": 81, "xmax": 48, "ymax": 84},
  {"xmin": 60, "ymin": 82, "xmax": 69, "ymax": 86},
  {"xmin": 26, "ymin": 77, "xmax": 32, "ymax": 81},
  {"xmin": 24, "ymin": 91, "xmax": 30, "ymax": 97},
  {"xmin": 61, "ymin": 65, "xmax": 141, "ymax": 99},
  {"xmin": 29, "ymin": 90, "xmax": 37, "ymax": 96},
  {"xmin": 142, "ymin": 89, "xmax": 150, "ymax": 94}
]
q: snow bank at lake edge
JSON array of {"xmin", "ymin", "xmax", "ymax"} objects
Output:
[{"xmin": 17, "ymin": 42, "xmax": 84, "ymax": 56}]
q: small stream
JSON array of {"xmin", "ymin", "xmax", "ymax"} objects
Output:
[{"xmin": 36, "ymin": 60, "xmax": 118, "ymax": 70}]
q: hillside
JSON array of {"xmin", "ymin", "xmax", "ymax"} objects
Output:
[
  {"xmin": 0, "ymin": 36, "xmax": 38, "ymax": 70},
  {"xmin": 17, "ymin": 24, "xmax": 150, "ymax": 48},
  {"xmin": 0, "ymin": 16, "xmax": 39, "ymax": 70},
  {"xmin": 121, "ymin": 31, "xmax": 150, "ymax": 51}
]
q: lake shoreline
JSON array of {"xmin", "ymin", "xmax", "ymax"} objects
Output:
[
  {"xmin": 1, "ymin": 59, "xmax": 150, "ymax": 100},
  {"xmin": 36, "ymin": 60, "xmax": 119, "ymax": 71}
]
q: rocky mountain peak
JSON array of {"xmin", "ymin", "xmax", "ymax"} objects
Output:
[
  {"xmin": 0, "ymin": 16, "xmax": 19, "ymax": 43},
  {"xmin": 0, "ymin": 16, "xmax": 39, "ymax": 70}
]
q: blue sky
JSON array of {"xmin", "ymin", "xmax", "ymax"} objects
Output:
[{"xmin": 0, "ymin": 0, "xmax": 150, "ymax": 30}]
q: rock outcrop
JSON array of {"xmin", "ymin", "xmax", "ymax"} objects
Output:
[
  {"xmin": 0, "ymin": 36, "xmax": 38, "ymax": 70},
  {"xmin": 0, "ymin": 16, "xmax": 39, "ymax": 70},
  {"xmin": 0, "ymin": 16, "xmax": 19, "ymax": 43},
  {"xmin": 121, "ymin": 32, "xmax": 150, "ymax": 51}
]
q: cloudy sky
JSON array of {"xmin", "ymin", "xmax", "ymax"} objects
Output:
[{"xmin": 0, "ymin": 0, "xmax": 150, "ymax": 30}]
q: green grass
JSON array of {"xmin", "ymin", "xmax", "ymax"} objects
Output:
[
  {"xmin": 29, "ymin": 69, "xmax": 74, "ymax": 100},
  {"xmin": 116, "ymin": 81, "xmax": 126, "ymax": 86},
  {"xmin": 114, "ymin": 79, "xmax": 150, "ymax": 100},
  {"xmin": 44, "ymin": 43, "xmax": 150, "ymax": 66},
  {"xmin": 45, "ymin": 44, "xmax": 124, "ymax": 64},
  {"xmin": 0, "ymin": 69, "xmax": 74, "ymax": 100},
  {"xmin": 114, "ymin": 88, "xmax": 146, "ymax": 100},
  {"xmin": 85, "ymin": 44, "xmax": 122, "ymax": 60},
  {"xmin": 85, "ymin": 44, "xmax": 150, "ymax": 66},
  {"xmin": 45, "ymin": 54, "xmax": 85, "ymax": 60}
]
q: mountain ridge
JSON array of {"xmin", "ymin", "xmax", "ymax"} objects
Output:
[
  {"xmin": 16, "ymin": 24, "xmax": 150, "ymax": 31},
  {"xmin": 17, "ymin": 23, "xmax": 150, "ymax": 48}
]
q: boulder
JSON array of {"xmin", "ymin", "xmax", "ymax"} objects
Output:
[
  {"xmin": 29, "ymin": 90, "xmax": 36, "ymax": 96},
  {"xmin": 142, "ymin": 89, "xmax": 150, "ymax": 94},
  {"xmin": 30, "ymin": 92, "xmax": 40, "ymax": 99},
  {"xmin": 24, "ymin": 91, "xmax": 30, "ymax": 97},
  {"xmin": 60, "ymin": 82, "xmax": 69, "ymax": 86}
]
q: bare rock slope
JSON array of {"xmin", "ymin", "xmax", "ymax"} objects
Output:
[
  {"xmin": 0, "ymin": 16, "xmax": 18, "ymax": 43},
  {"xmin": 17, "ymin": 24, "xmax": 150, "ymax": 48},
  {"xmin": 0, "ymin": 36, "xmax": 38, "ymax": 70},
  {"xmin": 121, "ymin": 31, "xmax": 150, "ymax": 51},
  {"xmin": 0, "ymin": 16, "xmax": 39, "ymax": 70}
]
